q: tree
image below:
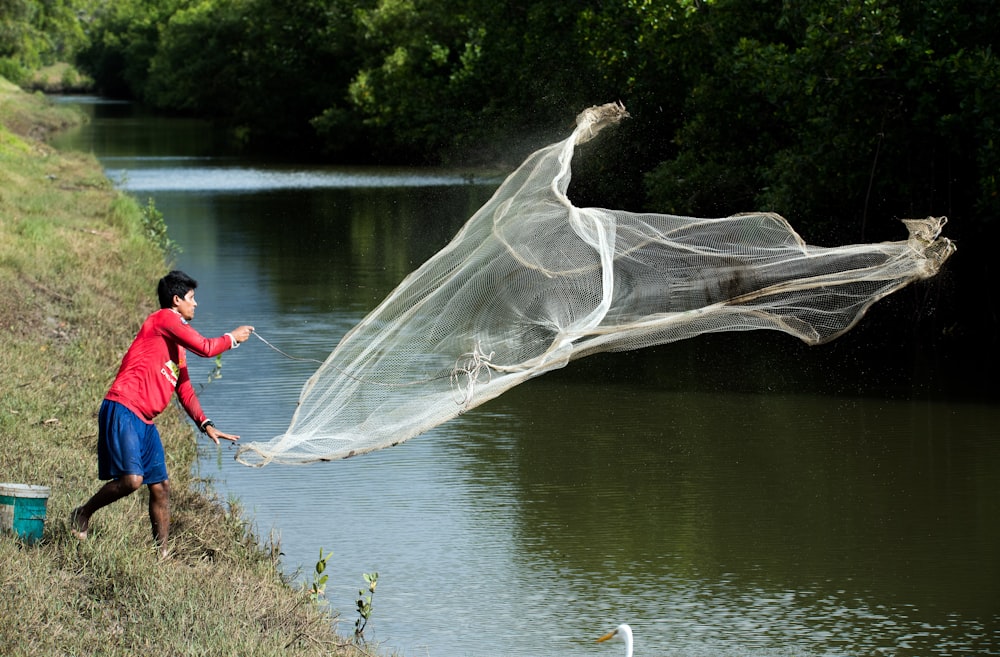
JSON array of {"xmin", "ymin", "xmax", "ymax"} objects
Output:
[
  {"xmin": 338, "ymin": 0, "xmax": 488, "ymax": 161},
  {"xmin": 645, "ymin": 0, "xmax": 999, "ymax": 239},
  {"xmin": 1, "ymin": 0, "xmax": 94, "ymax": 83},
  {"xmin": 77, "ymin": 0, "xmax": 184, "ymax": 98}
]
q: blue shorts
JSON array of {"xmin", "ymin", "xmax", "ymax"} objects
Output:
[{"xmin": 97, "ymin": 399, "xmax": 168, "ymax": 484}]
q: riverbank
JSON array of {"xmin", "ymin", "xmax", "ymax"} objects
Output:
[{"xmin": 0, "ymin": 78, "xmax": 367, "ymax": 656}]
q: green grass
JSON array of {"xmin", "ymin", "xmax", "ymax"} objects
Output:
[{"xmin": 0, "ymin": 79, "xmax": 374, "ymax": 657}]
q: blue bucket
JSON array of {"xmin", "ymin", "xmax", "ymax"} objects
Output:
[{"xmin": 0, "ymin": 483, "xmax": 50, "ymax": 544}]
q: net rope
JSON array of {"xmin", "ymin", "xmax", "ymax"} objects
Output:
[{"xmin": 236, "ymin": 102, "xmax": 954, "ymax": 466}]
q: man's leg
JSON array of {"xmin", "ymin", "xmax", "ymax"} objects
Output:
[
  {"xmin": 147, "ymin": 480, "xmax": 170, "ymax": 558},
  {"xmin": 71, "ymin": 474, "xmax": 144, "ymax": 539}
]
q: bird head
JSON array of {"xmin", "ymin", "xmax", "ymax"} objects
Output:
[{"xmin": 597, "ymin": 623, "xmax": 634, "ymax": 657}]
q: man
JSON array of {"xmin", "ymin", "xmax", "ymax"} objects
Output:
[{"xmin": 71, "ymin": 270, "xmax": 254, "ymax": 558}]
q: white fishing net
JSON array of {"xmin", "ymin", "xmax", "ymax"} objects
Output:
[{"xmin": 236, "ymin": 102, "xmax": 954, "ymax": 466}]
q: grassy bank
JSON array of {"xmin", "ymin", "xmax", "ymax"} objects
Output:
[{"xmin": 0, "ymin": 78, "xmax": 364, "ymax": 656}]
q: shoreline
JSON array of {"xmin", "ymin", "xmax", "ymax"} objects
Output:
[{"xmin": 0, "ymin": 77, "xmax": 373, "ymax": 656}]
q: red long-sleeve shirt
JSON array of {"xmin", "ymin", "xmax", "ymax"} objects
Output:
[{"xmin": 105, "ymin": 308, "xmax": 234, "ymax": 425}]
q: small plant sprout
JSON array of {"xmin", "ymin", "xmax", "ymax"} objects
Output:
[
  {"xmin": 140, "ymin": 196, "xmax": 180, "ymax": 258},
  {"xmin": 354, "ymin": 571, "xmax": 378, "ymax": 640},
  {"xmin": 199, "ymin": 354, "xmax": 225, "ymax": 393},
  {"xmin": 309, "ymin": 547, "xmax": 332, "ymax": 602},
  {"xmin": 208, "ymin": 354, "xmax": 223, "ymax": 384}
]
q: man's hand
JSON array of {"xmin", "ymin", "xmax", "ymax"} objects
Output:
[
  {"xmin": 230, "ymin": 325, "xmax": 255, "ymax": 343},
  {"xmin": 206, "ymin": 425, "xmax": 240, "ymax": 445}
]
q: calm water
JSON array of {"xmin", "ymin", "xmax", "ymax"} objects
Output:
[{"xmin": 53, "ymin": 98, "xmax": 998, "ymax": 657}]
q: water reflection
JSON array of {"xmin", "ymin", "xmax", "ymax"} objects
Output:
[
  {"xmin": 152, "ymin": 183, "xmax": 490, "ymax": 314},
  {"xmin": 491, "ymin": 385, "xmax": 999, "ymax": 605},
  {"xmin": 51, "ymin": 97, "xmax": 999, "ymax": 657},
  {"xmin": 196, "ymin": 378, "xmax": 999, "ymax": 657}
]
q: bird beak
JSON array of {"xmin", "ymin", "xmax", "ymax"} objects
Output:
[{"xmin": 597, "ymin": 629, "xmax": 617, "ymax": 643}]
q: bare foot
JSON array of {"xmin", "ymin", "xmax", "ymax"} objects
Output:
[{"xmin": 69, "ymin": 507, "xmax": 88, "ymax": 540}]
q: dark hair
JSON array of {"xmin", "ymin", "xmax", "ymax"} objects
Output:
[{"xmin": 157, "ymin": 270, "xmax": 198, "ymax": 309}]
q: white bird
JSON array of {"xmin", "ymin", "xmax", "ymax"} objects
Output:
[{"xmin": 597, "ymin": 623, "xmax": 634, "ymax": 657}]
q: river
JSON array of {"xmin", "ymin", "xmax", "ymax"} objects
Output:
[{"xmin": 52, "ymin": 97, "xmax": 998, "ymax": 657}]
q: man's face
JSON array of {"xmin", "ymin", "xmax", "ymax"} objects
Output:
[{"xmin": 174, "ymin": 289, "xmax": 197, "ymax": 321}]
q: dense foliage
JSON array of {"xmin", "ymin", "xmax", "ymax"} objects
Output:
[
  {"xmin": 0, "ymin": 0, "xmax": 91, "ymax": 82},
  {"xmin": 4, "ymin": 0, "xmax": 998, "ymax": 230},
  {"xmin": 644, "ymin": 0, "xmax": 999, "ymax": 237}
]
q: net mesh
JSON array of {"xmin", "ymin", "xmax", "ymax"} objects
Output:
[{"xmin": 236, "ymin": 102, "xmax": 955, "ymax": 466}]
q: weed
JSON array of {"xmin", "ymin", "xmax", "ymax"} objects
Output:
[
  {"xmin": 309, "ymin": 547, "xmax": 333, "ymax": 602},
  {"xmin": 354, "ymin": 571, "xmax": 378, "ymax": 641},
  {"xmin": 203, "ymin": 354, "xmax": 224, "ymax": 388},
  {"xmin": 140, "ymin": 197, "xmax": 180, "ymax": 259}
]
